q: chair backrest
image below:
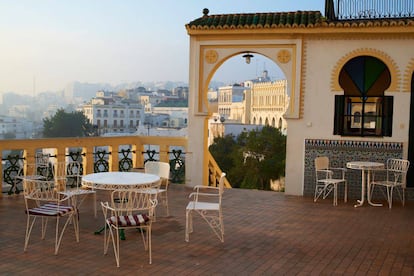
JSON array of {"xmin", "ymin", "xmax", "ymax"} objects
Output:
[
  {"xmin": 386, "ymin": 158, "xmax": 410, "ymax": 187},
  {"xmin": 66, "ymin": 161, "xmax": 82, "ymax": 188},
  {"xmin": 145, "ymin": 161, "xmax": 170, "ymax": 187},
  {"xmin": 218, "ymin": 172, "xmax": 226, "ymax": 204},
  {"xmin": 315, "ymin": 156, "xmax": 329, "ymax": 171},
  {"xmin": 24, "ymin": 163, "xmax": 44, "ymax": 176},
  {"xmin": 53, "ymin": 161, "xmax": 67, "ymax": 178},
  {"xmin": 110, "ymin": 188, "xmax": 157, "ymax": 216},
  {"xmin": 52, "ymin": 162, "xmax": 68, "ymax": 191},
  {"xmin": 314, "ymin": 156, "xmax": 331, "ymax": 181},
  {"xmin": 23, "ymin": 178, "xmax": 60, "ymax": 202},
  {"xmin": 35, "ymin": 153, "xmax": 50, "ymax": 168}
]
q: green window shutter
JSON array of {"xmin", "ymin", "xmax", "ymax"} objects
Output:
[
  {"xmin": 382, "ymin": 96, "xmax": 393, "ymax": 137},
  {"xmin": 334, "ymin": 95, "xmax": 345, "ymax": 135}
]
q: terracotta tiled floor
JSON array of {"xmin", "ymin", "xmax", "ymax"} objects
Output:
[{"xmin": 1, "ymin": 184, "xmax": 414, "ymax": 275}]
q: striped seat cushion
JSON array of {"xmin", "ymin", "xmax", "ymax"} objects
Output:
[
  {"xmin": 26, "ymin": 203, "xmax": 75, "ymax": 216},
  {"xmin": 107, "ymin": 214, "xmax": 150, "ymax": 227}
]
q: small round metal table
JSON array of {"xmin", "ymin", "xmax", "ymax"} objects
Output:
[
  {"xmin": 82, "ymin": 171, "xmax": 160, "ymax": 190},
  {"xmin": 346, "ymin": 161, "xmax": 384, "ymax": 207}
]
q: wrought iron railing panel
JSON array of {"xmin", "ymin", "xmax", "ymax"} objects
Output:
[
  {"xmin": 2, "ymin": 150, "xmax": 187, "ymax": 190},
  {"xmin": 118, "ymin": 148, "xmax": 133, "ymax": 172},
  {"xmin": 94, "ymin": 149, "xmax": 110, "ymax": 172},
  {"xmin": 2, "ymin": 155, "xmax": 23, "ymax": 194},
  {"xmin": 67, "ymin": 150, "xmax": 83, "ymax": 163},
  {"xmin": 0, "ymin": 136, "xmax": 189, "ymax": 195},
  {"xmin": 144, "ymin": 149, "xmax": 158, "ymax": 162},
  {"xmin": 169, "ymin": 149, "xmax": 185, "ymax": 183},
  {"xmin": 334, "ymin": 0, "xmax": 414, "ymax": 20}
]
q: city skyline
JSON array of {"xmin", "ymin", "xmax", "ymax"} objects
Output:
[{"xmin": 0, "ymin": 0, "xmax": 325, "ymax": 95}]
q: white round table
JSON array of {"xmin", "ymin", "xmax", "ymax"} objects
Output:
[
  {"xmin": 82, "ymin": 171, "xmax": 160, "ymax": 190},
  {"xmin": 346, "ymin": 161, "xmax": 384, "ymax": 207},
  {"xmin": 82, "ymin": 171, "xmax": 160, "ymax": 237}
]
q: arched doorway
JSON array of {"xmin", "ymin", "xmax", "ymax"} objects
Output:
[{"xmin": 186, "ymin": 33, "xmax": 303, "ymax": 189}]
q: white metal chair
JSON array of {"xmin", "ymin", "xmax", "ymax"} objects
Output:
[
  {"xmin": 185, "ymin": 172, "xmax": 226, "ymax": 243},
  {"xmin": 59, "ymin": 161, "xmax": 97, "ymax": 218},
  {"xmin": 19, "ymin": 153, "xmax": 52, "ymax": 182},
  {"xmin": 370, "ymin": 158, "xmax": 410, "ymax": 209},
  {"xmin": 23, "ymin": 178, "xmax": 79, "ymax": 255},
  {"xmin": 50, "ymin": 161, "xmax": 68, "ymax": 191},
  {"xmin": 35, "ymin": 152, "xmax": 50, "ymax": 172},
  {"xmin": 314, "ymin": 156, "xmax": 347, "ymax": 206},
  {"xmin": 101, "ymin": 187, "xmax": 158, "ymax": 267},
  {"xmin": 144, "ymin": 161, "xmax": 170, "ymax": 218},
  {"xmin": 14, "ymin": 163, "xmax": 50, "ymax": 192}
]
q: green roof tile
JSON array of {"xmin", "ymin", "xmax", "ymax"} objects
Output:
[
  {"xmin": 186, "ymin": 10, "xmax": 324, "ymax": 30},
  {"xmin": 186, "ymin": 9, "xmax": 414, "ymax": 31}
]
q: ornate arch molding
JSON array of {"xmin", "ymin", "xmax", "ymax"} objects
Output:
[
  {"xmin": 403, "ymin": 58, "xmax": 414, "ymax": 92},
  {"xmin": 198, "ymin": 44, "xmax": 300, "ymax": 118},
  {"xmin": 331, "ymin": 48, "xmax": 400, "ymax": 92},
  {"xmin": 203, "ymin": 48, "xmax": 284, "ymax": 91}
]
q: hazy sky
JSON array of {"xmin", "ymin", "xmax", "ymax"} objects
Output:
[{"xmin": 0, "ymin": 0, "xmax": 325, "ymax": 94}]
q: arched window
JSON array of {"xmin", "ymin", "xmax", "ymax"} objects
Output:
[{"xmin": 334, "ymin": 55, "xmax": 393, "ymax": 137}]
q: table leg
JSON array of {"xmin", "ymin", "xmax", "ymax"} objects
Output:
[
  {"xmin": 94, "ymin": 226, "xmax": 126, "ymax": 240},
  {"xmin": 94, "ymin": 226, "xmax": 105, "ymax": 235},
  {"xmin": 119, "ymin": 229, "xmax": 126, "ymax": 240},
  {"xmin": 367, "ymin": 169, "xmax": 383, "ymax": 207},
  {"xmin": 354, "ymin": 169, "xmax": 366, "ymax": 207}
]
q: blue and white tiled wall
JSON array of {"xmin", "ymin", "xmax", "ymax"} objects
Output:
[{"xmin": 304, "ymin": 139, "xmax": 404, "ymax": 200}]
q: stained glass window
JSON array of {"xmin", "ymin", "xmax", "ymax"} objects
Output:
[{"xmin": 334, "ymin": 56, "xmax": 393, "ymax": 137}]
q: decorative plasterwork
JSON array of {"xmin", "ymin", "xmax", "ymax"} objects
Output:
[
  {"xmin": 198, "ymin": 44, "xmax": 301, "ymax": 119},
  {"xmin": 331, "ymin": 48, "xmax": 400, "ymax": 92},
  {"xmin": 403, "ymin": 58, "xmax": 414, "ymax": 92},
  {"xmin": 299, "ymin": 39, "xmax": 308, "ymax": 119},
  {"xmin": 205, "ymin": 50, "xmax": 218, "ymax": 64},
  {"xmin": 277, "ymin": 49, "xmax": 291, "ymax": 63}
]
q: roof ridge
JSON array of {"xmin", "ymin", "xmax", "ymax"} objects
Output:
[{"xmin": 187, "ymin": 10, "xmax": 324, "ymax": 29}]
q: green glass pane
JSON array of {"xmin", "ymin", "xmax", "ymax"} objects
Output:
[
  {"xmin": 340, "ymin": 56, "xmax": 389, "ymax": 97},
  {"xmin": 364, "ymin": 57, "xmax": 386, "ymax": 92}
]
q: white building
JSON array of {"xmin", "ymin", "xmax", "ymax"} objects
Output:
[
  {"xmin": 244, "ymin": 79, "xmax": 289, "ymax": 132},
  {"xmin": 152, "ymin": 107, "xmax": 188, "ymax": 129},
  {"xmin": 8, "ymin": 105, "xmax": 30, "ymax": 118},
  {"xmin": 217, "ymin": 72, "xmax": 288, "ymax": 129},
  {"xmin": 0, "ymin": 116, "xmax": 35, "ymax": 139},
  {"xmin": 172, "ymin": 86, "xmax": 189, "ymax": 99},
  {"xmin": 217, "ymin": 84, "xmax": 245, "ymax": 121},
  {"xmin": 210, "ymin": 73, "xmax": 289, "ymax": 145},
  {"xmin": 186, "ymin": 4, "xmax": 414, "ymax": 198},
  {"xmin": 81, "ymin": 91, "xmax": 145, "ymax": 135}
]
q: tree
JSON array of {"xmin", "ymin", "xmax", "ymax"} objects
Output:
[
  {"xmin": 209, "ymin": 134, "xmax": 245, "ymax": 188},
  {"xmin": 241, "ymin": 126, "xmax": 286, "ymax": 190},
  {"xmin": 209, "ymin": 134, "xmax": 238, "ymax": 173},
  {"xmin": 209, "ymin": 126, "xmax": 286, "ymax": 190},
  {"xmin": 43, "ymin": 109, "xmax": 94, "ymax": 138}
]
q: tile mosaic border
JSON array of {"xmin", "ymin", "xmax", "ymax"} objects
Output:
[{"xmin": 305, "ymin": 139, "xmax": 403, "ymax": 151}]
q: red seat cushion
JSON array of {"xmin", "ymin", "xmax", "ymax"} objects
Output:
[
  {"xmin": 27, "ymin": 203, "xmax": 75, "ymax": 216},
  {"xmin": 107, "ymin": 214, "xmax": 150, "ymax": 227}
]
